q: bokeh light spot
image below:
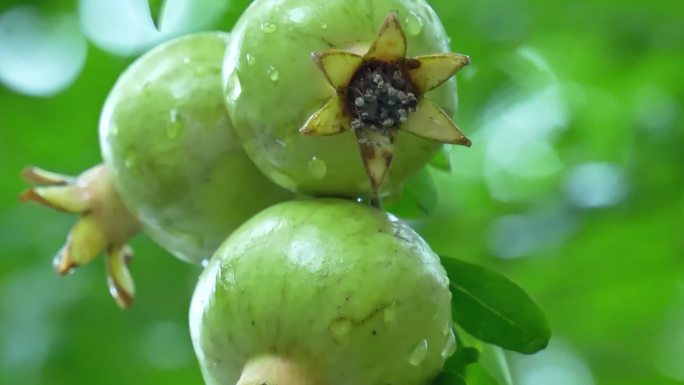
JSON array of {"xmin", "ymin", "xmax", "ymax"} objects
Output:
[
  {"xmin": 564, "ymin": 163, "xmax": 627, "ymax": 209},
  {"xmin": 513, "ymin": 339, "xmax": 596, "ymax": 385},
  {"xmin": 488, "ymin": 206, "xmax": 577, "ymax": 259},
  {"xmin": 482, "ymin": 85, "xmax": 567, "ymax": 202},
  {"xmin": 78, "ymin": 0, "xmax": 228, "ymax": 56},
  {"xmin": 0, "ymin": 6, "xmax": 87, "ymax": 97}
]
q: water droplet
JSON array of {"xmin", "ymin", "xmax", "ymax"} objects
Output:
[
  {"xmin": 109, "ymin": 126, "xmax": 119, "ymax": 138},
  {"xmin": 383, "ymin": 302, "xmax": 397, "ymax": 323},
  {"xmin": 124, "ymin": 151, "xmax": 141, "ymax": 176},
  {"xmin": 267, "ymin": 66, "xmax": 279, "ymax": 82},
  {"xmin": 225, "ymin": 71, "xmax": 242, "ymax": 102},
  {"xmin": 246, "ymin": 53, "xmax": 256, "ymax": 66},
  {"xmin": 409, "ymin": 339, "xmax": 429, "ymax": 366},
  {"xmin": 307, "ymin": 157, "xmax": 327, "ymax": 179},
  {"xmin": 167, "ymin": 124, "xmax": 183, "ymax": 139},
  {"xmin": 329, "ymin": 318, "xmax": 353, "ymax": 341},
  {"xmin": 167, "ymin": 110, "xmax": 183, "ymax": 139},
  {"xmin": 441, "ymin": 331, "xmax": 457, "ymax": 359},
  {"xmin": 442, "ymin": 320, "xmax": 452, "ymax": 335},
  {"xmin": 441, "ymin": 275, "xmax": 450, "ymax": 289},
  {"xmin": 53, "ymin": 254, "xmax": 75, "ymax": 275},
  {"xmin": 260, "ymin": 22, "xmax": 277, "ymax": 33},
  {"xmin": 405, "ymin": 11, "xmax": 423, "ymax": 36},
  {"xmin": 320, "ymin": 22, "xmax": 328, "ymax": 30},
  {"xmin": 200, "ymin": 258, "xmax": 210, "ymax": 268}
]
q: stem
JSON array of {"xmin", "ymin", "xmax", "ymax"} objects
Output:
[{"xmin": 236, "ymin": 356, "xmax": 318, "ymax": 385}]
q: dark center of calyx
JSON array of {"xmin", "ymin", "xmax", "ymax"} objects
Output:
[{"xmin": 346, "ymin": 61, "xmax": 419, "ymax": 133}]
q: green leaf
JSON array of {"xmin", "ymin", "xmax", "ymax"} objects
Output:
[
  {"xmin": 465, "ymin": 363, "xmax": 502, "ymax": 385},
  {"xmin": 441, "ymin": 256, "xmax": 551, "ymax": 354},
  {"xmin": 147, "ymin": 0, "xmax": 167, "ymax": 31},
  {"xmin": 433, "ymin": 348, "xmax": 497, "ymax": 385},
  {"xmin": 444, "ymin": 346, "xmax": 480, "ymax": 374},
  {"xmin": 433, "ymin": 371, "xmax": 467, "ymax": 385},
  {"xmin": 430, "ymin": 145, "xmax": 452, "ymax": 171},
  {"xmin": 385, "ymin": 167, "xmax": 438, "ymax": 219}
]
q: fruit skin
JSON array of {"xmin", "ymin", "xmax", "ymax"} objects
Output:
[
  {"xmin": 223, "ymin": 0, "xmax": 458, "ymax": 198},
  {"xmin": 100, "ymin": 32, "xmax": 292, "ymax": 263},
  {"xmin": 190, "ymin": 199, "xmax": 455, "ymax": 385}
]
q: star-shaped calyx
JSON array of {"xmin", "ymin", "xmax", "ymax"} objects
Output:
[
  {"xmin": 20, "ymin": 164, "xmax": 141, "ymax": 308},
  {"xmin": 300, "ymin": 13, "xmax": 471, "ymax": 194}
]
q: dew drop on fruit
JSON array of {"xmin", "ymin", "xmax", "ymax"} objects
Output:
[
  {"xmin": 167, "ymin": 122, "xmax": 183, "ymax": 140},
  {"xmin": 260, "ymin": 21, "xmax": 277, "ymax": 33},
  {"xmin": 267, "ymin": 66, "xmax": 279, "ymax": 82},
  {"xmin": 442, "ymin": 320, "xmax": 451, "ymax": 335},
  {"xmin": 320, "ymin": 22, "xmax": 328, "ymax": 30},
  {"xmin": 383, "ymin": 301, "xmax": 397, "ymax": 323},
  {"xmin": 200, "ymin": 258, "xmax": 210, "ymax": 268},
  {"xmin": 167, "ymin": 110, "xmax": 183, "ymax": 139},
  {"xmin": 124, "ymin": 150, "xmax": 142, "ymax": 176},
  {"xmin": 246, "ymin": 53, "xmax": 256, "ymax": 66},
  {"xmin": 441, "ymin": 275, "xmax": 450, "ymax": 289},
  {"xmin": 307, "ymin": 157, "xmax": 327, "ymax": 179},
  {"xmin": 405, "ymin": 11, "xmax": 423, "ymax": 36},
  {"xmin": 441, "ymin": 330, "xmax": 457, "ymax": 359},
  {"xmin": 408, "ymin": 339, "xmax": 429, "ymax": 366},
  {"xmin": 329, "ymin": 318, "xmax": 353, "ymax": 341},
  {"xmin": 225, "ymin": 72, "xmax": 242, "ymax": 103}
]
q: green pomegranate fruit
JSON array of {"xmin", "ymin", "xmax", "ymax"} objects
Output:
[
  {"xmin": 22, "ymin": 32, "xmax": 293, "ymax": 307},
  {"xmin": 223, "ymin": 0, "xmax": 470, "ymax": 198},
  {"xmin": 100, "ymin": 31, "xmax": 292, "ymax": 263},
  {"xmin": 190, "ymin": 199, "xmax": 456, "ymax": 385}
]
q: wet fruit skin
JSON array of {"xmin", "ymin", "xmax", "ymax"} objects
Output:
[
  {"xmin": 190, "ymin": 199, "xmax": 455, "ymax": 385},
  {"xmin": 100, "ymin": 32, "xmax": 292, "ymax": 263},
  {"xmin": 223, "ymin": 0, "xmax": 459, "ymax": 198}
]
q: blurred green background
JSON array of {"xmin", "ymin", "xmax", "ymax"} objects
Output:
[{"xmin": 0, "ymin": 0, "xmax": 682, "ymax": 384}]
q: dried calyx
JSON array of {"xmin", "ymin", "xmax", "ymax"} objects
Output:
[
  {"xmin": 301, "ymin": 13, "xmax": 471, "ymax": 194},
  {"xmin": 347, "ymin": 61, "xmax": 419, "ymax": 133},
  {"xmin": 20, "ymin": 164, "xmax": 140, "ymax": 308}
]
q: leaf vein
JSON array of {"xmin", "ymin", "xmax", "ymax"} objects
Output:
[{"xmin": 449, "ymin": 281, "xmax": 534, "ymax": 338}]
